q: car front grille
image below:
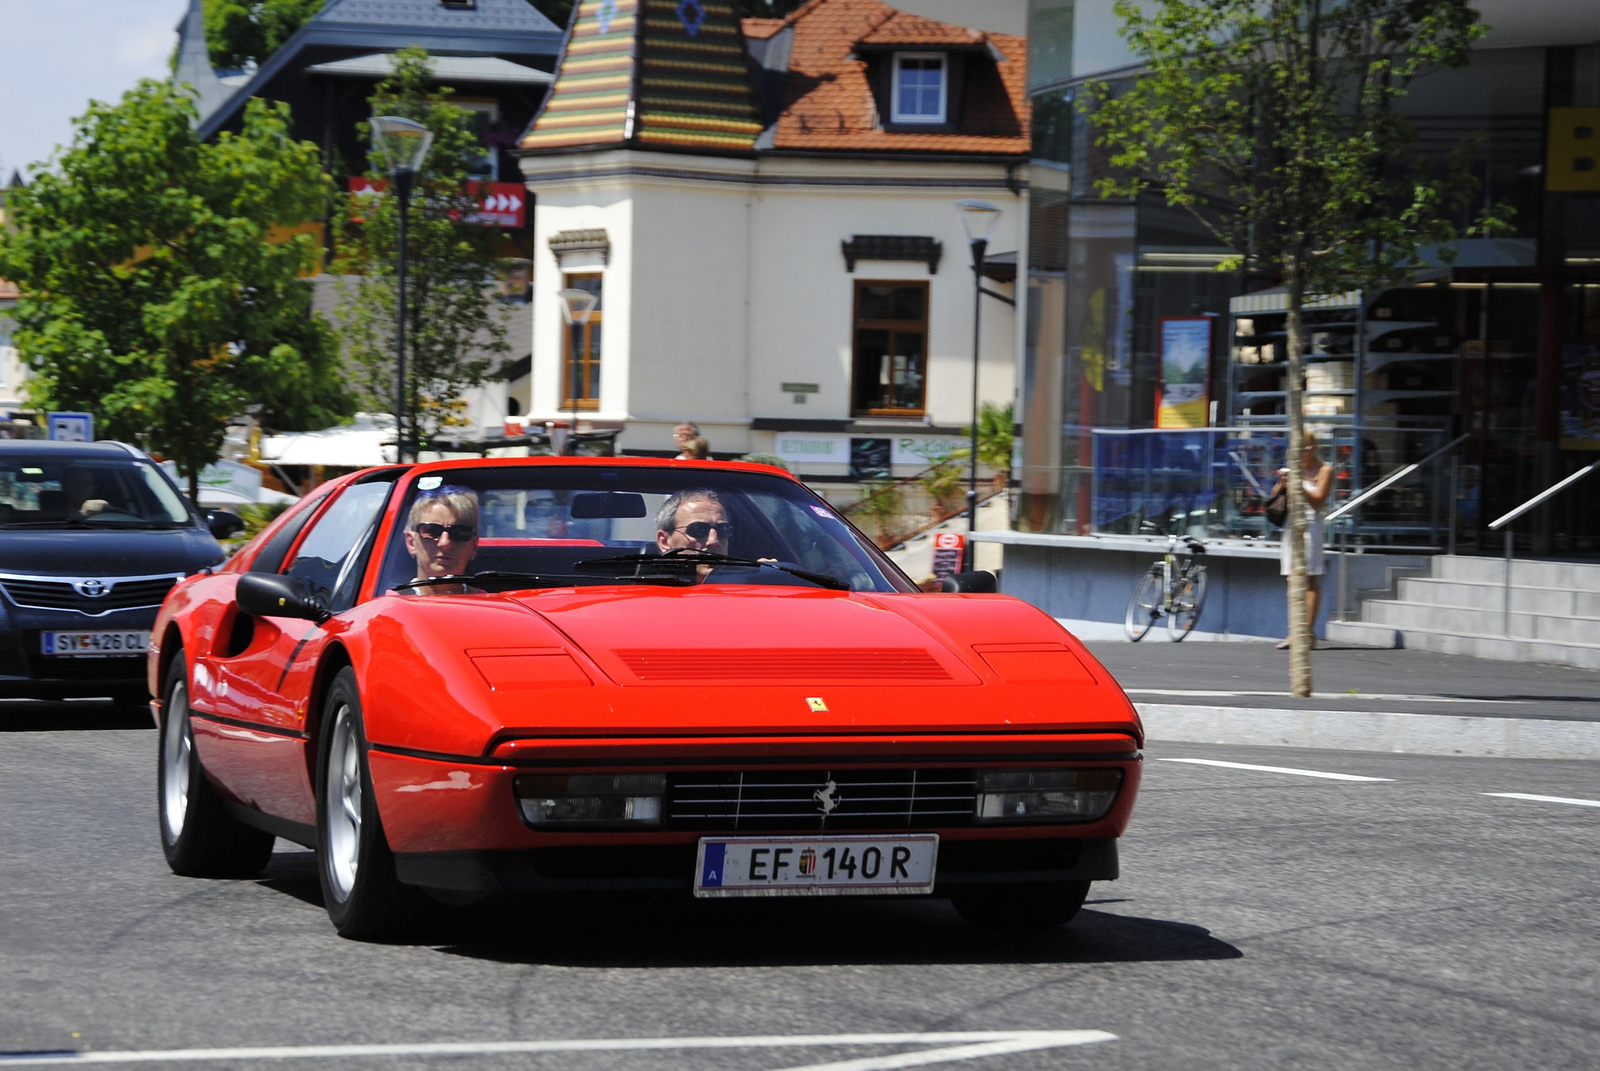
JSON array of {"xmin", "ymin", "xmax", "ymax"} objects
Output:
[
  {"xmin": 665, "ymin": 768, "xmax": 977, "ymax": 832},
  {"xmin": 0, "ymin": 575, "xmax": 179, "ymax": 615}
]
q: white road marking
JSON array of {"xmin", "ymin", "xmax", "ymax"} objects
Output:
[
  {"xmin": 1126, "ymin": 688, "xmax": 1519, "ymax": 705},
  {"xmin": 1483, "ymin": 792, "xmax": 1600, "ymax": 809},
  {"xmin": 0, "ymin": 1031, "xmax": 1117, "ymax": 1067},
  {"xmin": 1156, "ymin": 757, "xmax": 1393, "ymax": 782}
]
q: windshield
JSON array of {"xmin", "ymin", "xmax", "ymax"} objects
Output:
[
  {"xmin": 377, "ymin": 466, "xmax": 915, "ymax": 595},
  {"xmin": 0, "ymin": 455, "xmax": 193, "ymax": 528}
]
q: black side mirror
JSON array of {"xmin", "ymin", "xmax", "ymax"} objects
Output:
[
  {"xmin": 237, "ymin": 572, "xmax": 330, "ymax": 624},
  {"xmin": 940, "ymin": 570, "xmax": 998, "ymax": 594},
  {"xmin": 206, "ymin": 509, "xmax": 246, "ymax": 540}
]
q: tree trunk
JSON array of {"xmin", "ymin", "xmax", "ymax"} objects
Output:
[
  {"xmin": 1284, "ymin": 255, "xmax": 1313, "ymax": 698},
  {"xmin": 187, "ymin": 467, "xmax": 201, "ymax": 509}
]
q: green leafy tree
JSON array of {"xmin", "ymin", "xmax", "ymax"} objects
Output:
[
  {"xmin": 202, "ymin": 0, "xmax": 326, "ymax": 69},
  {"xmin": 1091, "ymin": 0, "xmax": 1503, "ymax": 695},
  {"xmin": 0, "ymin": 82, "xmax": 353, "ymax": 500},
  {"xmin": 331, "ymin": 48, "xmax": 513, "ymax": 454}
]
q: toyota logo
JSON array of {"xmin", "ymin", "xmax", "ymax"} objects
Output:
[{"xmin": 74, "ymin": 579, "xmax": 109, "ymax": 598}]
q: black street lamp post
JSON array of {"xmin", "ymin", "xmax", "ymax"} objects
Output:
[
  {"xmin": 955, "ymin": 199, "xmax": 1002, "ymax": 573},
  {"xmin": 371, "ymin": 116, "xmax": 434, "ymax": 463}
]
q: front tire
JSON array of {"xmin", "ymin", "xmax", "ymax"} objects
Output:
[
  {"xmin": 951, "ymin": 880, "xmax": 1092, "ymax": 930},
  {"xmin": 1124, "ymin": 570, "xmax": 1162, "ymax": 642},
  {"xmin": 157, "ymin": 656, "xmax": 275, "ymax": 877},
  {"xmin": 316, "ymin": 667, "xmax": 418, "ymax": 939}
]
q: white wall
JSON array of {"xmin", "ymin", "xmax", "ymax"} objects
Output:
[{"xmin": 890, "ymin": 0, "xmax": 1028, "ymax": 36}]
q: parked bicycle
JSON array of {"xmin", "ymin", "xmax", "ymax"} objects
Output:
[{"xmin": 1125, "ymin": 532, "xmax": 1208, "ymax": 641}]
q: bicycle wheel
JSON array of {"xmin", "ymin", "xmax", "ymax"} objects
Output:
[
  {"xmin": 1167, "ymin": 564, "xmax": 1208, "ymax": 641},
  {"xmin": 1124, "ymin": 569, "xmax": 1164, "ymax": 641}
]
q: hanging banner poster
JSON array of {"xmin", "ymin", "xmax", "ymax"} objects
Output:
[{"xmin": 1156, "ymin": 316, "xmax": 1213, "ymax": 429}]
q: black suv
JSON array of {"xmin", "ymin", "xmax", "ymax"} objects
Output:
[{"xmin": 0, "ymin": 441, "xmax": 241, "ymax": 705}]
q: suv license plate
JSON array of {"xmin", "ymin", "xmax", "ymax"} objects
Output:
[
  {"xmin": 694, "ymin": 834, "xmax": 938, "ymax": 898},
  {"xmin": 41, "ymin": 631, "xmax": 149, "ymax": 657}
]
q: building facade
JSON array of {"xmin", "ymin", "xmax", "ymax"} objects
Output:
[
  {"xmin": 515, "ymin": 0, "xmax": 1028, "ymax": 478},
  {"xmin": 1019, "ymin": 0, "xmax": 1600, "ymax": 556}
]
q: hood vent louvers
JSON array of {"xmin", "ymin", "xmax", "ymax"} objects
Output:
[{"xmin": 614, "ymin": 648, "xmax": 952, "ymax": 683}]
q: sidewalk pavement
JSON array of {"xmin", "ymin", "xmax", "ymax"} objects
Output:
[{"xmin": 1083, "ymin": 639, "xmax": 1600, "ymax": 760}]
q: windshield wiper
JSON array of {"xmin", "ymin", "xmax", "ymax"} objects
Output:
[
  {"xmin": 394, "ymin": 570, "xmax": 693, "ymax": 592},
  {"xmin": 574, "ymin": 550, "xmax": 851, "ymax": 591},
  {"xmin": 0, "ymin": 519, "xmax": 93, "ymax": 529}
]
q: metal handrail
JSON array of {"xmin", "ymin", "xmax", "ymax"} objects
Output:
[
  {"xmin": 1484, "ymin": 457, "xmax": 1600, "ymax": 636},
  {"xmin": 1327, "ymin": 432, "xmax": 1469, "ymax": 522},
  {"xmin": 1487, "ymin": 458, "xmax": 1600, "ymax": 531},
  {"xmin": 1331, "ymin": 432, "xmax": 1467, "ymax": 622}
]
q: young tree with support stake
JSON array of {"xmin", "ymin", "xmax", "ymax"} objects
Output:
[
  {"xmin": 0, "ymin": 83, "xmax": 353, "ymax": 501},
  {"xmin": 1091, "ymin": 0, "xmax": 1505, "ymax": 696}
]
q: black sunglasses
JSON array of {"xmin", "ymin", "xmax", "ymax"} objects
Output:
[
  {"xmin": 674, "ymin": 521, "xmax": 732, "ymax": 541},
  {"xmin": 414, "ymin": 522, "xmax": 476, "ymax": 542}
]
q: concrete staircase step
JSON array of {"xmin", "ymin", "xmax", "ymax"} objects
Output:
[
  {"xmin": 1363, "ymin": 599, "xmax": 1600, "ymax": 645},
  {"xmin": 1394, "ymin": 577, "xmax": 1583, "ymax": 616},
  {"xmin": 1324, "ymin": 619, "xmax": 1600, "ymax": 671},
  {"xmin": 1433, "ymin": 555, "xmax": 1600, "ymax": 590}
]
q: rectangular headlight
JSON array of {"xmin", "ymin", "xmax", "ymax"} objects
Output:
[
  {"xmin": 975, "ymin": 768, "xmax": 1122, "ymax": 824},
  {"xmin": 514, "ymin": 773, "xmax": 666, "ymax": 828}
]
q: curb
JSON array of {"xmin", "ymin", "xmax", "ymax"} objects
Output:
[{"xmin": 1136, "ymin": 703, "xmax": 1600, "ymax": 761}]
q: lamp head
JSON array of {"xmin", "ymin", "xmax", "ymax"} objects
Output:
[
  {"xmin": 557, "ymin": 287, "xmax": 599, "ymax": 326},
  {"xmin": 955, "ymin": 199, "xmax": 1001, "ymax": 246},
  {"xmin": 371, "ymin": 115, "xmax": 434, "ymax": 174}
]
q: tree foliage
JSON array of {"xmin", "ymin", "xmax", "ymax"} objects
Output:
[
  {"xmin": 0, "ymin": 81, "xmax": 353, "ymax": 499},
  {"xmin": 1091, "ymin": 0, "xmax": 1500, "ymax": 695},
  {"xmin": 331, "ymin": 48, "xmax": 513, "ymax": 455},
  {"xmin": 202, "ymin": 0, "xmax": 326, "ymax": 69}
]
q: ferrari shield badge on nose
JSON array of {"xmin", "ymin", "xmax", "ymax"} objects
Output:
[{"xmin": 806, "ymin": 697, "xmax": 828, "ymax": 712}]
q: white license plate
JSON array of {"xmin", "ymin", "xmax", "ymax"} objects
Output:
[
  {"xmin": 694, "ymin": 834, "xmax": 938, "ymax": 898},
  {"xmin": 41, "ymin": 631, "xmax": 149, "ymax": 657}
]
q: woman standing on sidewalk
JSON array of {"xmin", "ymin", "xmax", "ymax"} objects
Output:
[{"xmin": 1273, "ymin": 432, "xmax": 1334, "ymax": 649}]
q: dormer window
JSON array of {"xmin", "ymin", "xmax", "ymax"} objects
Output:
[{"xmin": 892, "ymin": 53, "xmax": 947, "ymax": 124}]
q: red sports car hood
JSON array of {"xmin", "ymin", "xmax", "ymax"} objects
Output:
[{"xmin": 351, "ymin": 586, "xmax": 1140, "ymax": 755}]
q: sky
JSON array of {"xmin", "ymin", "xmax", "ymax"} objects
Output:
[{"xmin": 0, "ymin": 0, "xmax": 190, "ymax": 180}]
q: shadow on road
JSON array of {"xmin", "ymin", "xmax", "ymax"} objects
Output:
[
  {"xmin": 256, "ymin": 850, "xmax": 1241, "ymax": 968},
  {"xmin": 0, "ymin": 699, "xmax": 150, "ymax": 732}
]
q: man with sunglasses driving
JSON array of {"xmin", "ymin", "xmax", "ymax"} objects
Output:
[
  {"xmin": 403, "ymin": 485, "xmax": 482, "ymax": 595},
  {"xmin": 655, "ymin": 488, "xmax": 733, "ymax": 581}
]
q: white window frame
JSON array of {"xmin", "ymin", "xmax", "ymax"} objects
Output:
[{"xmin": 891, "ymin": 52, "xmax": 948, "ymax": 125}]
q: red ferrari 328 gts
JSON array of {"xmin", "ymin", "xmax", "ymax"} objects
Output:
[{"xmin": 150, "ymin": 458, "xmax": 1142, "ymax": 938}]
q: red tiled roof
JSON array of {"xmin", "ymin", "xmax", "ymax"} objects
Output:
[
  {"xmin": 741, "ymin": 17, "xmax": 786, "ymax": 39},
  {"xmin": 750, "ymin": 0, "xmax": 1029, "ymax": 156},
  {"xmin": 857, "ymin": 12, "xmax": 985, "ymax": 47}
]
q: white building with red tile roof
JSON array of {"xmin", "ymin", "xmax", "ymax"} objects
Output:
[{"xmin": 515, "ymin": 0, "xmax": 1030, "ymax": 477}]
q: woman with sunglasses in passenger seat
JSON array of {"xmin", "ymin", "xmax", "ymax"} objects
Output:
[{"xmin": 402, "ymin": 486, "xmax": 483, "ymax": 596}]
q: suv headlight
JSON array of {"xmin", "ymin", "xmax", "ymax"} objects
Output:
[
  {"xmin": 513, "ymin": 773, "xmax": 666, "ymax": 827},
  {"xmin": 975, "ymin": 768, "xmax": 1122, "ymax": 823}
]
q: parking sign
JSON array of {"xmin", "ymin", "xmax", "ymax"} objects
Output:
[{"xmin": 47, "ymin": 412, "xmax": 94, "ymax": 442}]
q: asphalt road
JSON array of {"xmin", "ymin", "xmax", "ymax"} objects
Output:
[{"xmin": 2, "ymin": 702, "xmax": 1597, "ymax": 1069}]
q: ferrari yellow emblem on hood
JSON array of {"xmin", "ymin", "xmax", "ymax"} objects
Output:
[{"xmin": 806, "ymin": 697, "xmax": 828, "ymax": 712}]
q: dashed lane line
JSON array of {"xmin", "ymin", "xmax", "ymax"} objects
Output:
[
  {"xmin": 1483, "ymin": 792, "xmax": 1600, "ymax": 809},
  {"xmin": 1155, "ymin": 757, "xmax": 1394, "ymax": 782},
  {"xmin": 0, "ymin": 1031, "xmax": 1119, "ymax": 1067}
]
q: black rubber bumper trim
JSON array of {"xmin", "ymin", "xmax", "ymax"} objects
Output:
[{"xmin": 392, "ymin": 838, "xmax": 1120, "ymax": 894}]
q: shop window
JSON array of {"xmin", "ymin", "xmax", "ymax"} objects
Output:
[
  {"xmin": 893, "ymin": 54, "xmax": 947, "ymax": 124},
  {"xmin": 562, "ymin": 273, "xmax": 602, "ymax": 411},
  {"xmin": 852, "ymin": 282, "xmax": 928, "ymax": 416}
]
